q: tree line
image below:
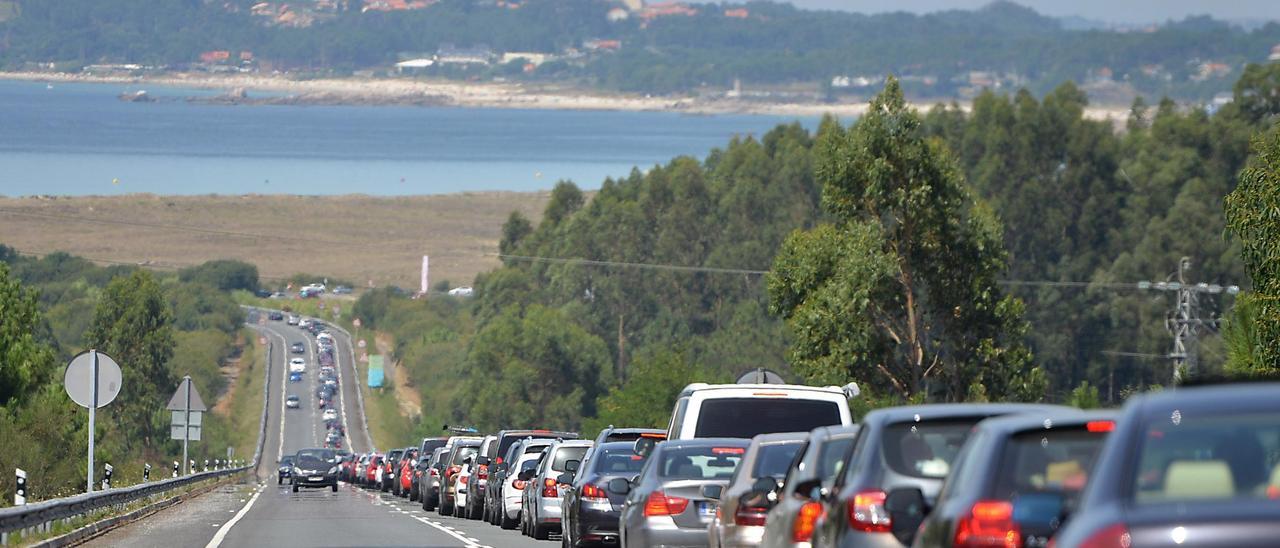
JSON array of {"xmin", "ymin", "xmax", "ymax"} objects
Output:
[
  {"xmin": 3, "ymin": 0, "xmax": 1280, "ymax": 99},
  {"xmin": 0, "ymin": 252, "xmax": 261, "ymax": 504},
  {"xmin": 353, "ymin": 63, "xmax": 1280, "ymax": 435}
]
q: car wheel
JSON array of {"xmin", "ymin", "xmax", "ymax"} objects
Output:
[
  {"xmin": 278, "ymin": 476, "xmax": 283, "ymax": 485},
  {"xmin": 292, "ymin": 484, "xmax": 299, "ymax": 493},
  {"xmin": 500, "ymin": 509, "xmax": 518, "ymax": 530},
  {"xmin": 409, "ymin": 486, "xmax": 418, "ymax": 502},
  {"xmin": 331, "ymin": 483, "xmax": 338, "ymax": 492},
  {"xmin": 532, "ymin": 521, "xmax": 549, "ymax": 541}
]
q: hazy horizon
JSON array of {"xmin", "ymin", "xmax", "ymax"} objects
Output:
[{"xmin": 700, "ymin": 0, "xmax": 1280, "ymax": 25}]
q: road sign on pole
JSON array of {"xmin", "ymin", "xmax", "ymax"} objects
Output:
[
  {"xmin": 64, "ymin": 349, "xmax": 122, "ymax": 494},
  {"xmin": 167, "ymin": 376, "xmax": 207, "ymax": 475}
]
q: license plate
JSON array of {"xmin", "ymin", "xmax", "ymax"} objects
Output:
[
  {"xmin": 309, "ymin": 476, "xmax": 323, "ymax": 481},
  {"xmin": 698, "ymin": 502, "xmax": 716, "ymax": 518}
]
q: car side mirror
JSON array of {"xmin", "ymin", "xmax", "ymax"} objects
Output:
[
  {"xmin": 791, "ymin": 477, "xmax": 824, "ymax": 500},
  {"xmin": 518, "ymin": 469, "xmax": 536, "ymax": 482},
  {"xmin": 700, "ymin": 484, "xmax": 724, "ymax": 500},
  {"xmin": 633, "ymin": 437, "xmax": 657, "ymax": 459},
  {"xmin": 885, "ymin": 487, "xmax": 928, "ymax": 547},
  {"xmin": 477, "ymin": 455, "xmax": 491, "ymax": 466},
  {"xmin": 564, "ymin": 460, "xmax": 580, "ymax": 473},
  {"xmin": 607, "ymin": 477, "xmax": 631, "ymax": 495}
]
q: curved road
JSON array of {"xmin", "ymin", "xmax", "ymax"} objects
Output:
[{"xmin": 91, "ymin": 310, "xmax": 558, "ymax": 548}]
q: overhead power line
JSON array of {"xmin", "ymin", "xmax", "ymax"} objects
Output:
[{"xmin": 494, "ymin": 254, "xmax": 770, "ymax": 276}]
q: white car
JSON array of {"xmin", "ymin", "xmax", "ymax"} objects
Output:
[
  {"xmin": 299, "ymin": 318, "xmax": 313, "ymax": 329},
  {"xmin": 287, "ymin": 315, "xmax": 300, "ymax": 325},
  {"xmin": 665, "ymin": 382, "xmax": 857, "ymax": 440},
  {"xmin": 447, "ymin": 286, "xmax": 474, "ymax": 297},
  {"xmin": 323, "ymin": 408, "xmax": 338, "ymax": 421},
  {"xmin": 285, "ymin": 395, "xmax": 301, "ymax": 409},
  {"xmin": 289, "ymin": 358, "xmax": 306, "ymax": 373}
]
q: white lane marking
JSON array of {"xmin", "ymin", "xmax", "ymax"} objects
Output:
[
  {"xmin": 204, "ymin": 484, "xmax": 264, "ymax": 548},
  {"xmin": 333, "ymin": 329, "xmax": 353, "ymax": 451},
  {"xmin": 412, "ymin": 516, "xmax": 483, "ymax": 548},
  {"xmin": 267, "ymin": 329, "xmax": 289, "ymax": 461}
]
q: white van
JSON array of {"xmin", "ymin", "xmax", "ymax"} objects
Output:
[{"xmin": 665, "ymin": 382, "xmax": 857, "ymax": 440}]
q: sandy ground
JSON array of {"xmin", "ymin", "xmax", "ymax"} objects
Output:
[
  {"xmin": 0, "ymin": 192, "xmax": 549, "ymax": 289},
  {"xmin": 0, "ymin": 71, "xmax": 1131, "ymax": 121}
]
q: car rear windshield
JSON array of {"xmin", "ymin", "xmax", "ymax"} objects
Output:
[
  {"xmin": 817, "ymin": 437, "xmax": 856, "ymax": 482},
  {"xmin": 497, "ymin": 432, "xmax": 571, "ymax": 462},
  {"xmin": 590, "ymin": 447, "xmax": 647, "ymax": 475},
  {"xmin": 421, "ymin": 439, "xmax": 447, "ymax": 455},
  {"xmin": 882, "ymin": 420, "xmax": 978, "ymax": 479},
  {"xmin": 751, "ymin": 442, "xmax": 805, "ymax": 479},
  {"xmin": 658, "ymin": 445, "xmax": 748, "ymax": 480},
  {"xmin": 991, "ymin": 427, "xmax": 1108, "ymax": 504},
  {"xmin": 551, "ymin": 446, "xmax": 589, "ymax": 472},
  {"xmin": 1133, "ymin": 412, "xmax": 1280, "ymax": 504},
  {"xmin": 452, "ymin": 446, "xmax": 479, "ymax": 465},
  {"xmin": 693, "ymin": 397, "xmax": 841, "ymax": 438}
]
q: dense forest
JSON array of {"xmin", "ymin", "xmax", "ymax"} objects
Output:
[
  {"xmin": 0, "ymin": 252, "xmax": 262, "ymax": 504},
  {"xmin": 351, "ymin": 63, "xmax": 1280, "ymax": 435},
  {"xmin": 3, "ymin": 0, "xmax": 1280, "ymax": 98}
]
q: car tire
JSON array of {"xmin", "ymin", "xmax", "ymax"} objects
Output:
[
  {"xmin": 331, "ymin": 483, "xmax": 338, "ymax": 493},
  {"xmin": 500, "ymin": 509, "xmax": 518, "ymax": 530},
  {"xmin": 292, "ymin": 484, "xmax": 299, "ymax": 493},
  {"xmin": 278, "ymin": 476, "xmax": 283, "ymax": 485},
  {"xmin": 532, "ymin": 521, "xmax": 549, "ymax": 541},
  {"xmin": 409, "ymin": 486, "xmax": 418, "ymax": 502},
  {"xmin": 439, "ymin": 501, "xmax": 452, "ymax": 517}
]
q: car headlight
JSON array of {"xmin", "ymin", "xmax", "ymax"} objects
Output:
[
  {"xmin": 294, "ymin": 467, "xmax": 303, "ymax": 476},
  {"xmin": 328, "ymin": 466, "xmax": 339, "ymax": 475}
]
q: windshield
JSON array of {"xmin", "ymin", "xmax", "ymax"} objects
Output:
[
  {"xmin": 296, "ymin": 455, "xmax": 330, "ymax": 470},
  {"xmin": 658, "ymin": 444, "xmax": 747, "ymax": 480},
  {"xmin": 882, "ymin": 420, "xmax": 978, "ymax": 479},
  {"xmin": 694, "ymin": 398, "xmax": 841, "ymax": 438},
  {"xmin": 296, "ymin": 448, "xmax": 337, "ymax": 463},
  {"xmin": 750, "ymin": 442, "xmax": 805, "ymax": 479},
  {"xmin": 1133, "ymin": 413, "xmax": 1280, "ymax": 504},
  {"xmin": 992, "ymin": 427, "xmax": 1109, "ymax": 506}
]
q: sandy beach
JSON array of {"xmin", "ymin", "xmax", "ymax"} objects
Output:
[{"xmin": 0, "ymin": 70, "xmax": 1130, "ymax": 121}]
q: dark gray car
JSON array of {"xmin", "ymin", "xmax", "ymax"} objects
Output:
[
  {"xmin": 617, "ymin": 438, "xmax": 752, "ymax": 548},
  {"xmin": 419, "ymin": 447, "xmax": 448, "ymax": 511},
  {"xmin": 812, "ymin": 403, "xmax": 1069, "ymax": 548},
  {"xmin": 905, "ymin": 410, "xmax": 1115, "ymax": 548},
  {"xmin": 760, "ymin": 425, "xmax": 861, "ymax": 548},
  {"xmin": 707, "ymin": 432, "xmax": 807, "ymax": 548},
  {"xmin": 1053, "ymin": 383, "xmax": 1280, "ymax": 548},
  {"xmin": 561, "ymin": 441, "xmax": 651, "ymax": 547}
]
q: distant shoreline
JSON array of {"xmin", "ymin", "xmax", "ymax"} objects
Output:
[{"xmin": 0, "ymin": 70, "xmax": 1129, "ymax": 121}]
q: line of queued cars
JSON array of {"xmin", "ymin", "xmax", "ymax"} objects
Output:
[{"xmin": 339, "ymin": 376, "xmax": 1280, "ymax": 548}]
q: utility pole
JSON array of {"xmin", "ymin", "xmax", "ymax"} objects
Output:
[{"xmin": 1138, "ymin": 256, "xmax": 1239, "ymax": 382}]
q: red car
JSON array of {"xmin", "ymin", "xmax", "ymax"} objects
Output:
[
  {"xmin": 364, "ymin": 454, "xmax": 383, "ymax": 486},
  {"xmin": 398, "ymin": 448, "xmax": 419, "ymax": 497}
]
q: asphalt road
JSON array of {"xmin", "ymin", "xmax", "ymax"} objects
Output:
[{"xmin": 92, "ymin": 311, "xmax": 559, "ymax": 548}]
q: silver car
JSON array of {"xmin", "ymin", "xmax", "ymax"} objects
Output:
[
  {"xmin": 521, "ymin": 439, "xmax": 593, "ymax": 540},
  {"xmin": 760, "ymin": 425, "xmax": 860, "ymax": 548},
  {"xmin": 708, "ymin": 432, "xmax": 807, "ymax": 548},
  {"xmin": 618, "ymin": 438, "xmax": 751, "ymax": 548}
]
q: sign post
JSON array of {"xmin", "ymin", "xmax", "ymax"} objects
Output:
[
  {"xmin": 15, "ymin": 469, "xmax": 26, "ymax": 506},
  {"xmin": 167, "ymin": 376, "xmax": 207, "ymax": 475},
  {"xmin": 63, "ymin": 350, "xmax": 122, "ymax": 494}
]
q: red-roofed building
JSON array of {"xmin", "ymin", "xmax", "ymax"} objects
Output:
[
  {"xmin": 724, "ymin": 8, "xmax": 748, "ymax": 18},
  {"xmin": 200, "ymin": 50, "xmax": 231, "ymax": 63}
]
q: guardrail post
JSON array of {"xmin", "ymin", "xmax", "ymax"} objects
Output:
[
  {"xmin": 102, "ymin": 462, "xmax": 113, "ymax": 490},
  {"xmin": 15, "ymin": 468, "xmax": 26, "ymax": 506},
  {"xmin": 144, "ymin": 463, "xmax": 151, "ymax": 482}
]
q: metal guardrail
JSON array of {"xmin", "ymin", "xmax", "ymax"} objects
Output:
[{"xmin": 0, "ymin": 313, "xmax": 275, "ymax": 540}]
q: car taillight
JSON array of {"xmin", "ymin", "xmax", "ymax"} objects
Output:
[
  {"xmin": 1077, "ymin": 523, "xmax": 1131, "ymax": 548},
  {"xmin": 460, "ymin": 475, "xmax": 469, "ymax": 485},
  {"xmin": 495, "ymin": 457, "xmax": 503, "ymax": 465},
  {"xmin": 542, "ymin": 477, "xmax": 559, "ymax": 497},
  {"xmin": 954, "ymin": 500, "xmax": 1019, "ymax": 548},
  {"xmin": 792, "ymin": 501, "xmax": 825, "ymax": 542},
  {"xmin": 643, "ymin": 491, "xmax": 689, "ymax": 517},
  {"xmin": 513, "ymin": 480, "xmax": 527, "ymax": 490},
  {"xmin": 477, "ymin": 464, "xmax": 488, "ymax": 480},
  {"xmin": 846, "ymin": 489, "xmax": 891, "ymax": 533},
  {"xmin": 447, "ymin": 465, "xmax": 460, "ymax": 477},
  {"xmin": 581, "ymin": 484, "xmax": 608, "ymax": 501},
  {"xmin": 429, "ymin": 468, "xmax": 439, "ymax": 477},
  {"xmin": 733, "ymin": 505, "xmax": 768, "ymax": 527}
]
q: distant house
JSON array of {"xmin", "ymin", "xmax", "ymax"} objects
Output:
[
  {"xmin": 639, "ymin": 1, "xmax": 696, "ymax": 21},
  {"xmin": 1269, "ymin": 44, "xmax": 1280, "ymax": 62},
  {"xmin": 200, "ymin": 50, "xmax": 231, "ymax": 63},
  {"xmin": 500, "ymin": 52, "xmax": 551, "ymax": 66},
  {"xmin": 1193, "ymin": 62, "xmax": 1232, "ymax": 81},
  {"xmin": 436, "ymin": 44, "xmax": 495, "ymax": 66},
  {"xmin": 607, "ymin": 7, "xmax": 629, "ymax": 22},
  {"xmin": 583, "ymin": 39, "xmax": 621, "ymax": 52},
  {"xmin": 395, "ymin": 58, "xmax": 435, "ymax": 74},
  {"xmin": 724, "ymin": 8, "xmax": 748, "ymax": 18}
]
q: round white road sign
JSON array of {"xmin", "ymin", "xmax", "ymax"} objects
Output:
[{"xmin": 64, "ymin": 350, "xmax": 123, "ymax": 409}]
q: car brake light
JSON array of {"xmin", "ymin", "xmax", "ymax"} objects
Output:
[
  {"xmin": 643, "ymin": 491, "xmax": 689, "ymax": 517},
  {"xmin": 429, "ymin": 468, "xmax": 439, "ymax": 477},
  {"xmin": 542, "ymin": 477, "xmax": 560, "ymax": 497},
  {"xmin": 513, "ymin": 479, "xmax": 527, "ymax": 490},
  {"xmin": 495, "ymin": 457, "xmax": 504, "ymax": 465},
  {"xmin": 712, "ymin": 447, "xmax": 745, "ymax": 455},
  {"xmin": 1078, "ymin": 523, "xmax": 1131, "ymax": 548},
  {"xmin": 954, "ymin": 500, "xmax": 1019, "ymax": 548},
  {"xmin": 581, "ymin": 484, "xmax": 608, "ymax": 501},
  {"xmin": 1086, "ymin": 420, "xmax": 1116, "ymax": 433},
  {"xmin": 460, "ymin": 475, "xmax": 469, "ymax": 485},
  {"xmin": 734, "ymin": 504, "xmax": 768, "ymax": 526},
  {"xmin": 478, "ymin": 464, "xmax": 488, "ymax": 480},
  {"xmin": 792, "ymin": 501, "xmax": 825, "ymax": 542},
  {"xmin": 846, "ymin": 489, "xmax": 891, "ymax": 532}
]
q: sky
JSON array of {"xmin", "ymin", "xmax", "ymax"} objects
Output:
[{"xmin": 728, "ymin": 1, "xmax": 1280, "ymax": 25}]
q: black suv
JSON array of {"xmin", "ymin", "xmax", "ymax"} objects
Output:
[{"xmin": 290, "ymin": 448, "xmax": 339, "ymax": 493}]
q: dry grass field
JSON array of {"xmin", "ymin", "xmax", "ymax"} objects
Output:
[{"xmin": 0, "ymin": 192, "xmax": 550, "ymax": 288}]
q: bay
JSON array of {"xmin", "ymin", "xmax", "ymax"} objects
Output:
[{"xmin": 0, "ymin": 79, "xmax": 819, "ymax": 196}]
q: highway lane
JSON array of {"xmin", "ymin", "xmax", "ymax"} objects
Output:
[{"xmin": 95, "ymin": 311, "xmax": 559, "ymax": 547}]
